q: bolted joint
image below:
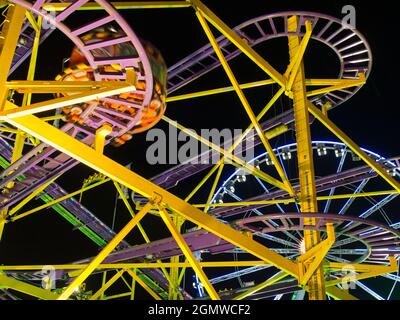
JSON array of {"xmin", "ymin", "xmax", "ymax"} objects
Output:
[{"xmin": 149, "ymin": 192, "xmax": 163, "ymax": 206}]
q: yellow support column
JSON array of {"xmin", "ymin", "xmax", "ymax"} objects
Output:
[
  {"xmin": 126, "ymin": 269, "xmax": 162, "ymax": 300},
  {"xmin": 0, "ymin": 4, "xmax": 26, "ymax": 108},
  {"xmin": 0, "ymin": 272, "xmax": 59, "ymax": 300},
  {"xmin": 159, "ymin": 207, "xmax": 220, "ymax": 300},
  {"xmin": 5, "ymin": 110, "xmax": 299, "ymax": 277},
  {"xmin": 287, "ymin": 15, "xmax": 326, "ymax": 300},
  {"xmin": 94, "ymin": 123, "xmax": 113, "ymax": 154}
]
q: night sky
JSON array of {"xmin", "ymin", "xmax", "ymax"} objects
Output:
[{"xmin": 1, "ymin": 0, "xmax": 399, "ymax": 300}]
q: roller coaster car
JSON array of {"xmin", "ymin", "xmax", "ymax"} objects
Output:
[{"xmin": 55, "ymin": 26, "xmax": 167, "ymax": 146}]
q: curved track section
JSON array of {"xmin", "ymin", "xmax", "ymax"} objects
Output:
[
  {"xmin": 1, "ymin": 0, "xmax": 154, "ymax": 209},
  {"xmin": 236, "ymin": 213, "xmax": 400, "ymax": 264},
  {"xmin": 168, "ymin": 11, "xmax": 372, "ymax": 107}
]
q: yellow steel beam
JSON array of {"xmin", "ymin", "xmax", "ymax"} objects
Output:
[
  {"xmin": 104, "ymin": 292, "xmax": 132, "ymax": 300},
  {"xmin": 308, "ymin": 101, "xmax": 400, "ymax": 193},
  {"xmin": 163, "ymin": 115, "xmax": 290, "ymax": 193},
  {"xmin": 166, "ymin": 78, "xmax": 363, "ymax": 103},
  {"xmin": 9, "ymin": 174, "xmax": 61, "ymax": 216},
  {"xmin": 120, "ymin": 274, "xmax": 133, "ymax": 292},
  {"xmin": 113, "ymin": 181, "xmax": 173, "ymax": 284},
  {"xmin": 185, "ymin": 163, "xmax": 221, "ymax": 202},
  {"xmin": 5, "ymin": 112, "xmax": 299, "ymax": 278},
  {"xmin": 168, "ymin": 213, "xmax": 183, "ymax": 300},
  {"xmin": 94, "ymin": 123, "xmax": 112, "ymax": 154},
  {"xmin": 24, "ymin": 11, "xmax": 40, "ymax": 33},
  {"xmin": 130, "ymin": 269, "xmax": 136, "ymax": 300},
  {"xmin": 194, "ymin": 11, "xmax": 295, "ymax": 196},
  {"xmin": 42, "ymin": 1, "xmax": 191, "ymax": 11},
  {"xmin": 193, "ymin": 190, "xmax": 399, "ymax": 207},
  {"xmin": 288, "ymin": 15, "xmax": 325, "ymax": 300},
  {"xmin": 114, "ymin": 181, "xmax": 150, "ymax": 242},
  {"xmin": 0, "ymin": 4, "xmax": 26, "ymax": 108},
  {"xmin": 57, "ymin": 201, "xmax": 153, "ymax": 300},
  {"xmin": 126, "ymin": 269, "xmax": 162, "ymax": 300},
  {"xmin": 0, "ymin": 272, "xmax": 59, "ymax": 300},
  {"xmin": 101, "ymin": 271, "xmax": 107, "ymax": 300},
  {"xmin": 166, "ymin": 79, "xmax": 275, "ymax": 102},
  {"xmin": 1, "ymin": 85, "xmax": 135, "ymax": 119},
  {"xmin": 306, "ymin": 78, "xmax": 367, "ymax": 86},
  {"xmin": 159, "ymin": 207, "xmax": 220, "ymax": 300},
  {"xmin": 9, "ymin": 130, "xmax": 25, "ymax": 163},
  {"xmin": 7, "ymin": 80, "xmax": 132, "ymax": 93},
  {"xmin": 326, "ymin": 286, "xmax": 358, "ymax": 300},
  {"xmin": 325, "ymin": 256, "xmax": 398, "ymax": 287},
  {"xmin": 233, "ymin": 271, "xmax": 288, "ymax": 300},
  {"xmin": 297, "ymin": 224, "xmax": 335, "ymax": 264},
  {"xmin": 90, "ymin": 269, "xmax": 125, "ymax": 300},
  {"xmin": 11, "ymin": 177, "xmax": 110, "ymax": 221},
  {"xmin": 285, "ymin": 19, "xmax": 312, "ymax": 92},
  {"xmin": 22, "ymin": 16, "xmax": 42, "ymax": 108},
  {"xmin": 298, "ymin": 224, "xmax": 335, "ymax": 287},
  {"xmin": 327, "ymin": 258, "xmax": 398, "ymax": 273},
  {"xmin": 190, "ymin": 0, "xmax": 286, "ymax": 87},
  {"xmin": 41, "ymin": 114, "xmax": 65, "ymax": 122},
  {"xmin": 193, "ymin": 199, "xmax": 292, "ymax": 208},
  {"xmin": 0, "ymin": 209, "xmax": 6, "ymax": 242},
  {"xmin": 306, "ymin": 74, "xmax": 366, "ymax": 97},
  {"xmin": 184, "ymin": 87, "xmax": 286, "ymax": 202},
  {"xmin": 0, "ymin": 126, "xmax": 19, "ymax": 133},
  {"xmin": 0, "ymin": 261, "xmax": 271, "ymax": 271},
  {"xmin": 6, "ymin": 129, "xmax": 25, "ymax": 189},
  {"xmin": 204, "ymin": 162, "xmax": 224, "ymax": 213}
]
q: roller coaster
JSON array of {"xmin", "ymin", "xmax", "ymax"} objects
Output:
[{"xmin": 0, "ymin": 0, "xmax": 399, "ymax": 300}]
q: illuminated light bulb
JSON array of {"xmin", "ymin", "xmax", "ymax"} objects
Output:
[
  {"xmin": 351, "ymin": 152, "xmax": 361, "ymax": 161},
  {"xmin": 226, "ymin": 181, "xmax": 235, "ymax": 193},
  {"xmin": 282, "ymin": 148, "xmax": 292, "ymax": 160},
  {"xmin": 265, "ymin": 157, "xmax": 274, "ymax": 166},
  {"xmin": 317, "ymin": 144, "xmax": 327, "ymax": 156},
  {"xmin": 334, "ymin": 146, "xmax": 345, "ymax": 158}
]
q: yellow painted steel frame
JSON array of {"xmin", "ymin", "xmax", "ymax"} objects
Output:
[
  {"xmin": 287, "ymin": 15, "xmax": 326, "ymax": 300},
  {"xmin": 4, "ymin": 109, "xmax": 300, "ymax": 286},
  {"xmin": 0, "ymin": 0, "xmax": 397, "ymax": 301},
  {"xmin": 233, "ymin": 271, "xmax": 288, "ymax": 300},
  {"xmin": 0, "ymin": 272, "xmax": 60, "ymax": 299},
  {"xmin": 297, "ymin": 223, "xmax": 335, "ymax": 287}
]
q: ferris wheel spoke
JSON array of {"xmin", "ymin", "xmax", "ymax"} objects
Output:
[
  {"xmin": 332, "ymin": 236, "xmax": 359, "ymax": 248},
  {"xmin": 323, "ymin": 150, "xmax": 347, "ymax": 213},
  {"xmin": 254, "ymin": 176, "xmax": 302, "ymax": 238},
  {"xmin": 382, "ymin": 272, "xmax": 400, "ymax": 282},
  {"xmin": 338, "ymin": 178, "xmax": 370, "ymax": 215},
  {"xmin": 355, "ymin": 281, "xmax": 384, "ymax": 300},
  {"xmin": 255, "ymin": 233, "xmax": 299, "ymax": 249},
  {"xmin": 210, "ymin": 265, "xmax": 272, "ymax": 284},
  {"xmin": 358, "ymin": 194, "xmax": 399, "ymax": 219},
  {"xmin": 342, "ymin": 193, "xmax": 399, "ymax": 229},
  {"xmin": 275, "ymin": 152, "xmax": 303, "ymax": 239},
  {"xmin": 326, "ymin": 254, "xmax": 350, "ymax": 263}
]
